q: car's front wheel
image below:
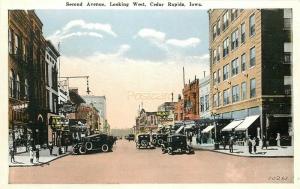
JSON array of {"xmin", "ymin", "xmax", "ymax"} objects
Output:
[
  {"xmin": 79, "ymin": 146, "xmax": 86, "ymax": 154},
  {"xmin": 102, "ymin": 144, "xmax": 109, "ymax": 152},
  {"xmin": 167, "ymin": 147, "xmax": 173, "ymax": 155},
  {"xmin": 85, "ymin": 142, "xmax": 93, "ymax": 151}
]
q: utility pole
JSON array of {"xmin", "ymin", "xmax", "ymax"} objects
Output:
[{"xmin": 59, "ymin": 76, "xmax": 91, "ymax": 95}]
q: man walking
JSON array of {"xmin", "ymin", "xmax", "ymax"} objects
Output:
[
  {"xmin": 248, "ymin": 136, "xmax": 252, "ymax": 154},
  {"xmin": 36, "ymin": 148, "xmax": 40, "ymax": 163},
  {"xmin": 10, "ymin": 147, "xmax": 15, "ymax": 163},
  {"xmin": 29, "ymin": 147, "xmax": 34, "ymax": 164},
  {"xmin": 229, "ymin": 136, "xmax": 234, "ymax": 153},
  {"xmin": 49, "ymin": 142, "xmax": 53, "ymax": 155}
]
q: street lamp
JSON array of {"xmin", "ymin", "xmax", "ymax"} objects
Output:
[{"xmin": 212, "ymin": 110, "xmax": 218, "ymax": 149}]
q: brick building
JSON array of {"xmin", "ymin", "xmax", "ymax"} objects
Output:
[
  {"xmin": 209, "ymin": 9, "xmax": 292, "ymax": 144},
  {"xmin": 183, "ymin": 77, "xmax": 200, "ymax": 120}
]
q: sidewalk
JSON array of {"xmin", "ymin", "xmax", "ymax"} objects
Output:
[
  {"xmin": 190, "ymin": 137, "xmax": 293, "ymax": 157},
  {"xmin": 9, "ymin": 146, "xmax": 72, "ymax": 167}
]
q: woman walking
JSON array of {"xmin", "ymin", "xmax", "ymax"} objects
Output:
[
  {"xmin": 29, "ymin": 148, "xmax": 34, "ymax": 164},
  {"xmin": 36, "ymin": 148, "xmax": 40, "ymax": 163}
]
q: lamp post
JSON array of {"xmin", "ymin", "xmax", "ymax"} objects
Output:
[{"xmin": 212, "ymin": 110, "xmax": 218, "ymax": 149}]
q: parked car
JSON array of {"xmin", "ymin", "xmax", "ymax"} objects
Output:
[
  {"xmin": 151, "ymin": 133, "xmax": 168, "ymax": 147},
  {"xmin": 161, "ymin": 134, "xmax": 194, "ymax": 155},
  {"xmin": 135, "ymin": 133, "xmax": 154, "ymax": 149},
  {"xmin": 72, "ymin": 134, "xmax": 116, "ymax": 155},
  {"xmin": 127, "ymin": 134, "xmax": 135, "ymax": 141}
]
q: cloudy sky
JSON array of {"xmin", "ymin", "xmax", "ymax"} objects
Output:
[{"xmin": 36, "ymin": 10, "xmax": 210, "ymax": 129}]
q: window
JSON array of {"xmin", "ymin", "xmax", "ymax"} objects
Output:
[
  {"xmin": 222, "ymin": 11, "xmax": 229, "ymax": 30},
  {"xmin": 250, "ymin": 47, "xmax": 256, "ymax": 67},
  {"xmin": 213, "ymin": 49, "xmax": 217, "ymax": 63},
  {"xmin": 231, "ymin": 29, "xmax": 239, "ymax": 50},
  {"xmin": 16, "ymin": 74, "xmax": 20, "ymax": 100},
  {"xmin": 223, "ymin": 89, "xmax": 230, "ymax": 105},
  {"xmin": 284, "ymin": 76, "xmax": 292, "ymax": 95},
  {"xmin": 217, "ymin": 46, "xmax": 221, "ymax": 61},
  {"xmin": 223, "ymin": 64, "xmax": 229, "ymax": 80},
  {"xmin": 241, "ymin": 53, "xmax": 246, "ymax": 71},
  {"xmin": 14, "ymin": 34, "xmax": 19, "ymax": 55},
  {"xmin": 213, "ymin": 72, "xmax": 217, "ymax": 85},
  {"xmin": 205, "ymin": 95, "xmax": 209, "ymax": 110},
  {"xmin": 22, "ymin": 40, "xmax": 26, "ymax": 61},
  {"xmin": 200, "ymin": 97, "xmax": 204, "ymax": 112},
  {"xmin": 217, "ymin": 20, "xmax": 221, "ymax": 35},
  {"xmin": 9, "ymin": 70, "xmax": 14, "ymax": 97},
  {"xmin": 217, "ymin": 92, "xmax": 221, "ymax": 107},
  {"xmin": 284, "ymin": 9, "xmax": 292, "ymax": 29},
  {"xmin": 24, "ymin": 78, "xmax": 28, "ymax": 98},
  {"xmin": 241, "ymin": 23, "xmax": 246, "ymax": 43},
  {"xmin": 231, "ymin": 58, "xmax": 239, "ymax": 76},
  {"xmin": 241, "ymin": 82, "xmax": 246, "ymax": 100},
  {"xmin": 213, "ymin": 25, "xmax": 217, "ymax": 40},
  {"xmin": 213, "ymin": 94, "xmax": 217, "ymax": 107},
  {"xmin": 217, "ymin": 69, "xmax": 221, "ymax": 83},
  {"xmin": 284, "ymin": 42, "xmax": 292, "ymax": 64},
  {"xmin": 8, "ymin": 29, "xmax": 13, "ymax": 54},
  {"xmin": 223, "ymin": 37, "xmax": 229, "ymax": 57},
  {"xmin": 250, "ymin": 78, "xmax": 256, "ymax": 98},
  {"xmin": 231, "ymin": 9, "xmax": 238, "ymax": 21},
  {"xmin": 232, "ymin": 85, "xmax": 240, "ymax": 103},
  {"xmin": 249, "ymin": 14, "xmax": 255, "ymax": 36}
]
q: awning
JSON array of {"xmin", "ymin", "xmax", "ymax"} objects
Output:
[
  {"xmin": 221, "ymin": 120, "xmax": 244, "ymax": 132},
  {"xmin": 175, "ymin": 125, "xmax": 185, "ymax": 133},
  {"xmin": 234, "ymin": 115, "xmax": 260, "ymax": 131},
  {"xmin": 201, "ymin": 125, "xmax": 215, "ymax": 133}
]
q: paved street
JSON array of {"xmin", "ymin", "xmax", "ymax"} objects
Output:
[{"xmin": 9, "ymin": 140, "xmax": 293, "ymax": 184}]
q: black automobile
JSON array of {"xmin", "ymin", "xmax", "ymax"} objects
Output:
[
  {"xmin": 135, "ymin": 133, "xmax": 154, "ymax": 149},
  {"xmin": 151, "ymin": 133, "xmax": 167, "ymax": 147},
  {"xmin": 127, "ymin": 134, "xmax": 135, "ymax": 141},
  {"xmin": 73, "ymin": 134, "xmax": 116, "ymax": 155},
  {"xmin": 161, "ymin": 134, "xmax": 194, "ymax": 155}
]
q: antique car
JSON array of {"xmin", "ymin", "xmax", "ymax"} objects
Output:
[
  {"xmin": 135, "ymin": 133, "xmax": 154, "ymax": 149},
  {"xmin": 127, "ymin": 134, "xmax": 135, "ymax": 141},
  {"xmin": 161, "ymin": 134, "xmax": 194, "ymax": 155},
  {"xmin": 151, "ymin": 133, "xmax": 168, "ymax": 147},
  {"xmin": 72, "ymin": 134, "xmax": 116, "ymax": 155}
]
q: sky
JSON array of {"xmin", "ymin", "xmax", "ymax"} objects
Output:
[{"xmin": 36, "ymin": 9, "xmax": 210, "ymax": 129}]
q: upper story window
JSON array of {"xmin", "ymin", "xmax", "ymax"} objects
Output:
[
  {"xmin": 9, "ymin": 70, "xmax": 14, "ymax": 98},
  {"xmin": 217, "ymin": 46, "xmax": 221, "ymax": 61},
  {"xmin": 213, "ymin": 72, "xmax": 217, "ymax": 85},
  {"xmin": 241, "ymin": 53, "xmax": 246, "ymax": 72},
  {"xmin": 213, "ymin": 94, "xmax": 217, "ymax": 107},
  {"xmin": 16, "ymin": 74, "xmax": 20, "ymax": 100},
  {"xmin": 217, "ymin": 20, "xmax": 221, "ymax": 35},
  {"xmin": 223, "ymin": 37, "xmax": 229, "ymax": 57},
  {"xmin": 232, "ymin": 84, "xmax": 240, "ymax": 103},
  {"xmin": 231, "ymin": 9, "xmax": 238, "ymax": 21},
  {"xmin": 217, "ymin": 92, "xmax": 221, "ymax": 107},
  {"xmin": 231, "ymin": 58, "xmax": 239, "ymax": 76},
  {"xmin": 24, "ymin": 78, "xmax": 28, "ymax": 98},
  {"xmin": 22, "ymin": 40, "xmax": 27, "ymax": 61},
  {"xmin": 223, "ymin": 64, "xmax": 229, "ymax": 80},
  {"xmin": 222, "ymin": 11, "xmax": 229, "ymax": 31},
  {"xmin": 223, "ymin": 88, "xmax": 230, "ymax": 105},
  {"xmin": 8, "ymin": 29, "xmax": 13, "ymax": 54},
  {"xmin": 250, "ymin": 78, "xmax": 256, "ymax": 98},
  {"xmin": 284, "ymin": 9, "xmax": 292, "ymax": 30},
  {"xmin": 14, "ymin": 34, "xmax": 19, "ymax": 55},
  {"xmin": 250, "ymin": 47, "xmax": 256, "ymax": 67},
  {"xmin": 200, "ymin": 97, "xmax": 204, "ymax": 112},
  {"xmin": 213, "ymin": 25, "xmax": 217, "ymax": 40},
  {"xmin": 205, "ymin": 95, "xmax": 209, "ymax": 110},
  {"xmin": 284, "ymin": 76, "xmax": 292, "ymax": 95},
  {"xmin": 284, "ymin": 42, "xmax": 292, "ymax": 64},
  {"xmin": 241, "ymin": 82, "xmax": 247, "ymax": 100},
  {"xmin": 241, "ymin": 23, "xmax": 246, "ymax": 44},
  {"xmin": 213, "ymin": 49, "xmax": 217, "ymax": 64},
  {"xmin": 249, "ymin": 14, "xmax": 256, "ymax": 36},
  {"xmin": 231, "ymin": 29, "xmax": 239, "ymax": 50},
  {"xmin": 217, "ymin": 69, "xmax": 221, "ymax": 83}
]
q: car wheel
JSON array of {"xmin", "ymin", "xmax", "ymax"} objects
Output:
[
  {"xmin": 102, "ymin": 144, "xmax": 109, "ymax": 152},
  {"xmin": 72, "ymin": 147, "xmax": 78, "ymax": 155},
  {"xmin": 161, "ymin": 147, "xmax": 166, "ymax": 154},
  {"xmin": 79, "ymin": 146, "xmax": 86, "ymax": 154},
  {"xmin": 157, "ymin": 139, "xmax": 163, "ymax": 146},
  {"xmin": 85, "ymin": 142, "xmax": 93, "ymax": 151},
  {"xmin": 152, "ymin": 139, "xmax": 157, "ymax": 144},
  {"xmin": 141, "ymin": 140, "xmax": 147, "ymax": 147},
  {"xmin": 167, "ymin": 147, "xmax": 173, "ymax": 155}
]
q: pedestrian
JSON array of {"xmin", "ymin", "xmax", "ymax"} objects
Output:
[
  {"xmin": 252, "ymin": 137, "xmax": 257, "ymax": 154},
  {"xmin": 10, "ymin": 147, "xmax": 15, "ymax": 163},
  {"xmin": 29, "ymin": 148, "xmax": 34, "ymax": 164},
  {"xmin": 222, "ymin": 136, "xmax": 227, "ymax": 150},
  {"xmin": 248, "ymin": 137, "xmax": 252, "ymax": 154},
  {"xmin": 189, "ymin": 133, "xmax": 193, "ymax": 145},
  {"xmin": 276, "ymin": 133, "xmax": 281, "ymax": 147},
  {"xmin": 262, "ymin": 135, "xmax": 268, "ymax": 149},
  {"xmin": 229, "ymin": 136, "xmax": 234, "ymax": 153},
  {"xmin": 36, "ymin": 148, "xmax": 40, "ymax": 163},
  {"xmin": 49, "ymin": 142, "xmax": 53, "ymax": 155}
]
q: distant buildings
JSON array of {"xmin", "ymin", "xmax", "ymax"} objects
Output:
[
  {"xmin": 135, "ymin": 109, "xmax": 158, "ymax": 134},
  {"xmin": 82, "ymin": 95, "xmax": 107, "ymax": 119}
]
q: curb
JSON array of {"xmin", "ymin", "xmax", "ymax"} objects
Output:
[
  {"xmin": 9, "ymin": 152, "xmax": 71, "ymax": 167},
  {"xmin": 192, "ymin": 146, "xmax": 293, "ymax": 158}
]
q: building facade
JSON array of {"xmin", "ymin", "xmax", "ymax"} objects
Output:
[
  {"xmin": 82, "ymin": 95, "xmax": 107, "ymax": 119},
  {"xmin": 135, "ymin": 109, "xmax": 158, "ymax": 134},
  {"xmin": 183, "ymin": 77, "xmax": 200, "ymax": 120},
  {"xmin": 199, "ymin": 76, "xmax": 211, "ymax": 119},
  {"xmin": 209, "ymin": 9, "xmax": 292, "ymax": 144},
  {"xmin": 174, "ymin": 95, "xmax": 184, "ymax": 121}
]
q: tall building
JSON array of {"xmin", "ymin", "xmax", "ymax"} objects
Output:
[
  {"xmin": 199, "ymin": 76, "xmax": 211, "ymax": 119},
  {"xmin": 82, "ymin": 95, "xmax": 107, "ymax": 119},
  {"xmin": 209, "ymin": 9, "xmax": 292, "ymax": 144},
  {"xmin": 183, "ymin": 77, "xmax": 200, "ymax": 120}
]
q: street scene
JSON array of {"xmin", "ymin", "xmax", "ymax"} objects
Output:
[{"xmin": 8, "ymin": 8, "xmax": 293, "ymax": 184}]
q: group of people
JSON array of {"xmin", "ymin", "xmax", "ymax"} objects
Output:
[
  {"xmin": 221, "ymin": 136, "xmax": 235, "ymax": 153},
  {"xmin": 29, "ymin": 147, "xmax": 40, "ymax": 163}
]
